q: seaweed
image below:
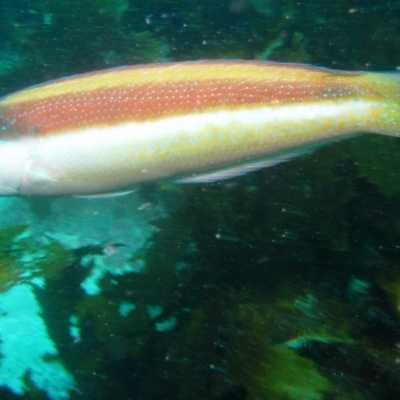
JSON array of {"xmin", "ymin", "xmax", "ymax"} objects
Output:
[{"xmin": 0, "ymin": 226, "xmax": 72, "ymax": 290}]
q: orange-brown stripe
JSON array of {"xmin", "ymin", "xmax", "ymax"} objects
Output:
[{"xmin": 0, "ymin": 77, "xmax": 371, "ymax": 136}]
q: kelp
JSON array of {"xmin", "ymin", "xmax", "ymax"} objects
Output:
[
  {"xmin": 226, "ymin": 298, "xmax": 332, "ymax": 400},
  {"xmin": 159, "ymin": 275, "xmax": 400, "ymax": 400},
  {"xmin": 350, "ymin": 135, "xmax": 400, "ymax": 198},
  {"xmin": 0, "ymin": 226, "xmax": 73, "ymax": 290}
]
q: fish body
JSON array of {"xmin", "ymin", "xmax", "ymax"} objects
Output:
[{"xmin": 0, "ymin": 60, "xmax": 399, "ymax": 196}]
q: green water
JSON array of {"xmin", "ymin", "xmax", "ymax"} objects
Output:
[{"xmin": 0, "ymin": 0, "xmax": 400, "ymax": 399}]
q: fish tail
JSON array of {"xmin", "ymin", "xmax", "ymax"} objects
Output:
[{"xmin": 358, "ymin": 72, "xmax": 400, "ymax": 137}]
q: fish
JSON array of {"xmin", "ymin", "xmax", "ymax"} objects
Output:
[{"xmin": 0, "ymin": 60, "xmax": 399, "ymax": 196}]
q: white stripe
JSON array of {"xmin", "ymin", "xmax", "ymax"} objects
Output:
[
  {"xmin": 21, "ymin": 99, "xmax": 375, "ymax": 194},
  {"xmin": 46, "ymin": 99, "xmax": 372, "ymax": 149}
]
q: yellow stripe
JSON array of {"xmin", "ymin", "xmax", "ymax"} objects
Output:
[{"xmin": 1, "ymin": 62, "xmax": 339, "ymax": 106}]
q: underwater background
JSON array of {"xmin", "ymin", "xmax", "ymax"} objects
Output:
[{"xmin": 1, "ymin": 0, "xmax": 400, "ymax": 399}]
